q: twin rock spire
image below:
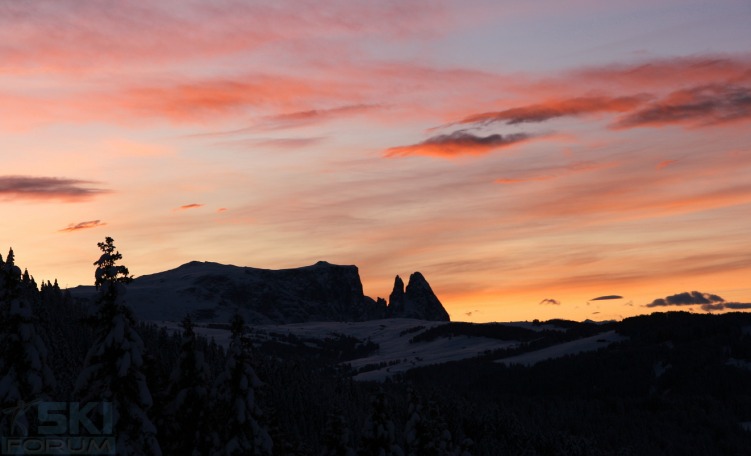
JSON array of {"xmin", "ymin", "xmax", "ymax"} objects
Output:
[{"xmin": 387, "ymin": 272, "xmax": 450, "ymax": 321}]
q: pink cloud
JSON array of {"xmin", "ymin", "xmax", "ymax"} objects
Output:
[{"xmin": 0, "ymin": 1, "xmax": 450, "ymax": 75}]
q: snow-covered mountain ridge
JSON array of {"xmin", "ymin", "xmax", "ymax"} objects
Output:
[
  {"xmin": 69, "ymin": 260, "xmax": 450, "ymax": 325},
  {"xmin": 68, "ymin": 261, "xmax": 628, "ymax": 382}
]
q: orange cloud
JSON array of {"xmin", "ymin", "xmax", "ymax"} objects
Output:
[
  {"xmin": 59, "ymin": 220, "xmax": 106, "ymax": 232},
  {"xmin": 570, "ymin": 57, "xmax": 751, "ymax": 93},
  {"xmin": 0, "ymin": 176, "xmax": 109, "ymax": 202},
  {"xmin": 115, "ymin": 76, "xmax": 337, "ymax": 123},
  {"xmin": 439, "ymin": 58, "xmax": 751, "ymax": 137},
  {"xmin": 176, "ymin": 204, "xmax": 204, "ymax": 211},
  {"xmin": 385, "ymin": 131, "xmax": 534, "ymax": 158},
  {"xmin": 656, "ymin": 160, "xmax": 678, "ymax": 169},
  {"xmin": 0, "ymin": 75, "xmax": 363, "ymax": 129},
  {"xmin": 495, "ymin": 176, "xmax": 554, "ymax": 185}
]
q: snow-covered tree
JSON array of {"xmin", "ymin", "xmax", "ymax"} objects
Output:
[
  {"xmin": 360, "ymin": 389, "xmax": 404, "ymax": 456},
  {"xmin": 404, "ymin": 390, "xmax": 453, "ymax": 456},
  {"xmin": 211, "ymin": 313, "xmax": 273, "ymax": 455},
  {"xmin": 322, "ymin": 409, "xmax": 355, "ymax": 456},
  {"xmin": 0, "ymin": 248, "xmax": 55, "ymax": 438},
  {"xmin": 404, "ymin": 389, "xmax": 424, "ymax": 455},
  {"xmin": 161, "ymin": 314, "xmax": 212, "ymax": 455},
  {"xmin": 74, "ymin": 237, "xmax": 161, "ymax": 456}
]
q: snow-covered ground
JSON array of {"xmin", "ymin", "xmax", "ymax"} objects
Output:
[
  {"xmin": 250, "ymin": 319, "xmax": 519, "ymax": 381},
  {"xmin": 157, "ymin": 319, "xmax": 628, "ymax": 381},
  {"xmin": 157, "ymin": 321, "xmax": 235, "ymax": 347},
  {"xmin": 162, "ymin": 319, "xmax": 519, "ymax": 381},
  {"xmin": 496, "ymin": 330, "xmax": 626, "ymax": 367},
  {"xmin": 727, "ymin": 357, "xmax": 751, "ymax": 372}
]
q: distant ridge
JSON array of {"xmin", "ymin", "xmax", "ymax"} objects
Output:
[{"xmin": 69, "ymin": 260, "xmax": 450, "ymax": 324}]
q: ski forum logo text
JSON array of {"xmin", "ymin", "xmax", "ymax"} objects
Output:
[{"xmin": 1, "ymin": 401, "xmax": 115, "ymax": 455}]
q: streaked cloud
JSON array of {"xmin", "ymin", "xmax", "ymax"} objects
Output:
[
  {"xmin": 494, "ymin": 161, "xmax": 617, "ymax": 186},
  {"xmin": 436, "ymin": 57, "xmax": 751, "ymax": 140},
  {"xmin": 215, "ymin": 137, "xmax": 325, "ymax": 151},
  {"xmin": 0, "ymin": 1, "xmax": 448, "ymax": 75},
  {"xmin": 613, "ymin": 85, "xmax": 751, "ymax": 129},
  {"xmin": 385, "ymin": 131, "xmax": 534, "ymax": 158},
  {"xmin": 590, "ymin": 295, "xmax": 623, "ymax": 301},
  {"xmin": 115, "ymin": 76, "xmax": 332, "ymax": 123},
  {"xmin": 0, "ymin": 176, "xmax": 109, "ymax": 202},
  {"xmin": 59, "ymin": 220, "xmax": 106, "ymax": 232},
  {"xmin": 656, "ymin": 160, "xmax": 678, "ymax": 170},
  {"xmin": 260, "ymin": 104, "xmax": 378, "ymax": 130},
  {"xmin": 458, "ymin": 95, "xmax": 646, "ymax": 126},
  {"xmin": 176, "ymin": 204, "xmax": 204, "ymax": 211},
  {"xmin": 701, "ymin": 302, "xmax": 751, "ymax": 311},
  {"xmin": 569, "ymin": 57, "xmax": 751, "ymax": 93},
  {"xmin": 513, "ymin": 151, "xmax": 751, "ymax": 222},
  {"xmin": 2, "ymin": 2, "xmax": 751, "ymax": 323}
]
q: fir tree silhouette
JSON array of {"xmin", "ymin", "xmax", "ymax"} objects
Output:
[{"xmin": 75, "ymin": 237, "xmax": 161, "ymax": 455}]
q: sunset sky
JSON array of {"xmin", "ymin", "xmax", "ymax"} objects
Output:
[{"xmin": 2, "ymin": 0, "xmax": 751, "ymax": 322}]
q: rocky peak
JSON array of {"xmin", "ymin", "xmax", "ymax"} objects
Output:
[
  {"xmin": 389, "ymin": 275, "xmax": 405, "ymax": 308},
  {"xmin": 387, "ymin": 272, "xmax": 450, "ymax": 321}
]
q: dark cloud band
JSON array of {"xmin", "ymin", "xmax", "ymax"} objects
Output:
[
  {"xmin": 59, "ymin": 220, "xmax": 106, "ymax": 232},
  {"xmin": 590, "ymin": 295, "xmax": 623, "ymax": 301},
  {"xmin": 614, "ymin": 85, "xmax": 751, "ymax": 128},
  {"xmin": 0, "ymin": 176, "xmax": 108, "ymax": 201},
  {"xmin": 646, "ymin": 290, "xmax": 751, "ymax": 312},
  {"xmin": 647, "ymin": 290, "xmax": 724, "ymax": 307}
]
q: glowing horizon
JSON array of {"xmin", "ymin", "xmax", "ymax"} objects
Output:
[{"xmin": 2, "ymin": 0, "xmax": 751, "ymax": 322}]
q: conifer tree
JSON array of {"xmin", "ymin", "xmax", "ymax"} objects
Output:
[
  {"xmin": 37, "ymin": 276, "xmax": 78, "ymax": 400},
  {"xmin": 161, "ymin": 314, "xmax": 212, "ymax": 455},
  {"xmin": 404, "ymin": 389, "xmax": 425, "ymax": 456},
  {"xmin": 404, "ymin": 390, "xmax": 453, "ymax": 456},
  {"xmin": 322, "ymin": 409, "xmax": 355, "ymax": 456},
  {"xmin": 0, "ymin": 248, "xmax": 55, "ymax": 438},
  {"xmin": 360, "ymin": 389, "xmax": 404, "ymax": 456},
  {"xmin": 74, "ymin": 237, "xmax": 161, "ymax": 455},
  {"xmin": 211, "ymin": 313, "xmax": 273, "ymax": 455}
]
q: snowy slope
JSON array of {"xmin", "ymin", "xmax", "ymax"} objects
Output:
[
  {"xmin": 154, "ymin": 318, "xmax": 627, "ymax": 381},
  {"xmin": 253, "ymin": 319, "xmax": 519, "ymax": 381},
  {"xmin": 496, "ymin": 330, "xmax": 626, "ymax": 367}
]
